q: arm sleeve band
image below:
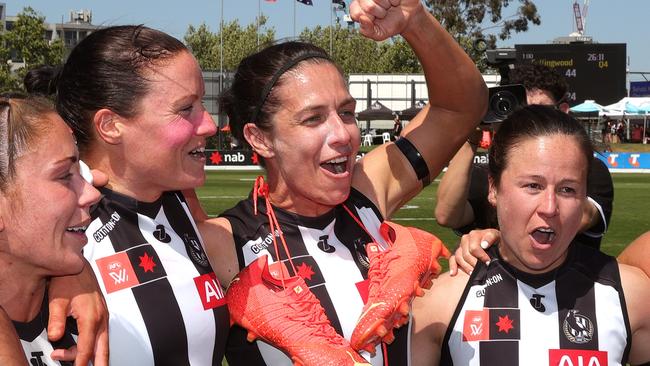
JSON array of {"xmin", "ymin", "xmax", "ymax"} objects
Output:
[{"xmin": 394, "ymin": 137, "xmax": 431, "ymax": 186}]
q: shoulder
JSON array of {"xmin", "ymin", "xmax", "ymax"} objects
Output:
[{"xmin": 618, "ymin": 263, "xmax": 650, "ymax": 363}]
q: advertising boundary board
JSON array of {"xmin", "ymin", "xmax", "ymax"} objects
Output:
[{"xmin": 204, "ymin": 150, "xmax": 650, "ymax": 173}]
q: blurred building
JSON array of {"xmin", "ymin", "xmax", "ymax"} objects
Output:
[{"xmin": 1, "ymin": 2, "xmax": 102, "ymax": 70}]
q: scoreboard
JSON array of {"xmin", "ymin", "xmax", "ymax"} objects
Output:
[{"xmin": 515, "ymin": 43, "xmax": 626, "ymax": 106}]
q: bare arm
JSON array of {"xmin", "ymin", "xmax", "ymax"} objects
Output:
[
  {"xmin": 619, "ymin": 263, "xmax": 650, "ymax": 364},
  {"xmin": 350, "ymin": 0, "xmax": 488, "ymax": 218},
  {"xmin": 435, "ymin": 139, "xmax": 479, "ymax": 228},
  {"xmin": 0, "ymin": 307, "xmax": 27, "ymax": 366},
  {"xmin": 47, "ymin": 263, "xmax": 109, "ymax": 366},
  {"xmin": 618, "ymin": 231, "xmax": 650, "ymax": 277},
  {"xmin": 411, "ymin": 271, "xmax": 469, "ymax": 366}
]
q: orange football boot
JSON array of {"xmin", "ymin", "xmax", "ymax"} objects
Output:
[
  {"xmin": 350, "ymin": 221, "xmax": 450, "ymax": 353},
  {"xmin": 226, "ymin": 255, "xmax": 371, "ymax": 366}
]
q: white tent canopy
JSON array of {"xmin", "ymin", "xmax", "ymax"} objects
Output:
[{"xmin": 602, "ymin": 97, "xmax": 650, "ymax": 117}]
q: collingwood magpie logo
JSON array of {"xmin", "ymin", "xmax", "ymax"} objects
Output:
[
  {"xmin": 317, "ymin": 235, "xmax": 336, "ymax": 253},
  {"xmin": 354, "ymin": 238, "xmax": 370, "ymax": 270},
  {"xmin": 153, "ymin": 224, "xmax": 171, "ymax": 243},
  {"xmin": 529, "ymin": 294, "xmax": 546, "ymax": 312},
  {"xmin": 563, "ymin": 309, "xmax": 594, "ymax": 344},
  {"xmin": 183, "ymin": 233, "xmax": 209, "ymax": 268}
]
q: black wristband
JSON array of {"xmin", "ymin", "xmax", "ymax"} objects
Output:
[{"xmin": 394, "ymin": 137, "xmax": 431, "ymax": 186}]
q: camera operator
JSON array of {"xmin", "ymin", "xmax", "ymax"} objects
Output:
[{"xmin": 435, "ymin": 63, "xmax": 614, "ymax": 273}]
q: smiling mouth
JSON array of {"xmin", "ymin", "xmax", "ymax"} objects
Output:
[
  {"xmin": 531, "ymin": 227, "xmax": 556, "ymax": 244},
  {"xmin": 321, "ymin": 156, "xmax": 348, "ymax": 174},
  {"xmin": 66, "ymin": 225, "xmax": 88, "ymax": 234},
  {"xmin": 189, "ymin": 147, "xmax": 205, "ymax": 158}
]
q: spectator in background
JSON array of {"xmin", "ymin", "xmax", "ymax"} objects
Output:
[
  {"xmin": 435, "ymin": 63, "xmax": 614, "ymax": 277},
  {"xmin": 392, "ymin": 114, "xmax": 403, "ymax": 140}
]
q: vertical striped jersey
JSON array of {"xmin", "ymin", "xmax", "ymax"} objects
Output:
[
  {"xmin": 13, "ymin": 295, "xmax": 76, "ymax": 366},
  {"xmin": 83, "ymin": 188, "xmax": 230, "ymax": 366},
  {"xmin": 442, "ymin": 244, "xmax": 631, "ymax": 366},
  {"xmin": 221, "ymin": 188, "xmax": 411, "ymax": 366}
]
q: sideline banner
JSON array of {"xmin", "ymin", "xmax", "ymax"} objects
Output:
[{"xmin": 595, "ymin": 152, "xmax": 650, "ymax": 172}]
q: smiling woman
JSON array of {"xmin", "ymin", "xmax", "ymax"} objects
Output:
[{"xmin": 0, "ymin": 96, "xmax": 100, "ymax": 364}]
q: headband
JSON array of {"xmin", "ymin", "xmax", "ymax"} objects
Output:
[{"xmin": 250, "ymin": 52, "xmax": 331, "ymax": 123}]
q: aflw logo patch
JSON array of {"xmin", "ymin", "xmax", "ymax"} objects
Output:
[{"xmin": 96, "ymin": 244, "xmax": 167, "ymax": 294}]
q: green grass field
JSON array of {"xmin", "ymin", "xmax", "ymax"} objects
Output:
[{"xmin": 197, "ymin": 170, "xmax": 650, "ymax": 260}]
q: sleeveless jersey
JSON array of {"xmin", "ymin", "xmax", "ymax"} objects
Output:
[
  {"xmin": 441, "ymin": 244, "xmax": 631, "ymax": 366},
  {"xmin": 13, "ymin": 294, "xmax": 76, "ymax": 366},
  {"xmin": 221, "ymin": 188, "xmax": 410, "ymax": 366},
  {"xmin": 83, "ymin": 188, "xmax": 229, "ymax": 366}
]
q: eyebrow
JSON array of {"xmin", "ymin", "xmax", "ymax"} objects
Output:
[{"xmin": 297, "ymin": 97, "xmax": 356, "ymax": 114}]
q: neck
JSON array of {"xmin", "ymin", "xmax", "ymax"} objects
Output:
[
  {"xmin": 0, "ymin": 254, "xmax": 48, "ymax": 322},
  {"xmin": 84, "ymin": 150, "xmax": 163, "ymax": 203},
  {"xmin": 264, "ymin": 170, "xmax": 336, "ymax": 217}
]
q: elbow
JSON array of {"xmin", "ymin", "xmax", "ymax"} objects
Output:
[{"xmin": 434, "ymin": 206, "xmax": 454, "ymax": 228}]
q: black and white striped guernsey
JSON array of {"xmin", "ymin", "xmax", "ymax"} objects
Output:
[
  {"xmin": 13, "ymin": 294, "xmax": 77, "ymax": 366},
  {"xmin": 83, "ymin": 188, "xmax": 230, "ymax": 366},
  {"xmin": 221, "ymin": 188, "xmax": 410, "ymax": 366},
  {"xmin": 441, "ymin": 244, "xmax": 631, "ymax": 366}
]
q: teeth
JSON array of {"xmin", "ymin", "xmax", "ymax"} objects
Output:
[
  {"xmin": 325, "ymin": 156, "xmax": 348, "ymax": 164},
  {"xmin": 190, "ymin": 147, "xmax": 205, "ymax": 154},
  {"xmin": 66, "ymin": 226, "xmax": 87, "ymax": 233},
  {"xmin": 537, "ymin": 227, "xmax": 554, "ymax": 233}
]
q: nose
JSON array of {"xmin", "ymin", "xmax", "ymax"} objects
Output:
[
  {"xmin": 537, "ymin": 189, "xmax": 559, "ymax": 217},
  {"xmin": 196, "ymin": 108, "xmax": 217, "ymax": 137},
  {"xmin": 78, "ymin": 178, "xmax": 101, "ymax": 210},
  {"xmin": 327, "ymin": 113, "xmax": 353, "ymax": 146}
]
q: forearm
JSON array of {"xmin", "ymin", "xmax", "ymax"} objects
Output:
[
  {"xmin": 435, "ymin": 142, "xmax": 476, "ymax": 228},
  {"xmin": 618, "ymin": 231, "xmax": 650, "ymax": 277}
]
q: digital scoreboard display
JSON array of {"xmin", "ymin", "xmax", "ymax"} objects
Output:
[{"xmin": 515, "ymin": 43, "xmax": 626, "ymax": 106}]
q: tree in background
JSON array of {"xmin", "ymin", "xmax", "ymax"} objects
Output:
[
  {"xmin": 426, "ymin": 0, "xmax": 541, "ymax": 71},
  {"xmin": 299, "ymin": 24, "xmax": 421, "ymax": 74},
  {"xmin": 185, "ymin": 15, "xmax": 275, "ymax": 71},
  {"xmin": 0, "ymin": 7, "xmax": 64, "ymax": 92}
]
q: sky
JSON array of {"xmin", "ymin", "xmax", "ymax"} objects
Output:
[{"xmin": 5, "ymin": 0, "xmax": 650, "ymax": 81}]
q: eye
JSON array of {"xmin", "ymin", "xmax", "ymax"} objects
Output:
[
  {"xmin": 180, "ymin": 105, "xmax": 194, "ymax": 114},
  {"xmin": 559, "ymin": 186, "xmax": 577, "ymax": 195},
  {"xmin": 302, "ymin": 114, "xmax": 323, "ymax": 124},
  {"xmin": 339, "ymin": 110, "xmax": 356, "ymax": 121},
  {"xmin": 524, "ymin": 182, "xmax": 542, "ymax": 190},
  {"xmin": 59, "ymin": 172, "xmax": 73, "ymax": 182}
]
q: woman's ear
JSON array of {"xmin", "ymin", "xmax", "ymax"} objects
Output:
[
  {"xmin": 243, "ymin": 123, "xmax": 274, "ymax": 159},
  {"xmin": 92, "ymin": 109, "xmax": 123, "ymax": 145},
  {"xmin": 488, "ymin": 176, "xmax": 497, "ymax": 207}
]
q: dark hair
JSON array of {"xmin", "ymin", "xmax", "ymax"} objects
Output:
[
  {"xmin": 508, "ymin": 63, "xmax": 569, "ymax": 103},
  {"xmin": 24, "ymin": 25, "xmax": 187, "ymax": 151},
  {"xmin": 220, "ymin": 41, "xmax": 337, "ymax": 145},
  {"xmin": 488, "ymin": 104, "xmax": 593, "ymax": 188},
  {"xmin": 0, "ymin": 96, "xmax": 54, "ymax": 192},
  {"xmin": 24, "ymin": 65, "xmax": 62, "ymax": 96}
]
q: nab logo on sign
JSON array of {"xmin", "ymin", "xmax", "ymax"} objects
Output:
[
  {"xmin": 194, "ymin": 272, "xmax": 226, "ymax": 310},
  {"xmin": 96, "ymin": 252, "xmax": 139, "ymax": 294},
  {"xmin": 549, "ymin": 349, "xmax": 608, "ymax": 366}
]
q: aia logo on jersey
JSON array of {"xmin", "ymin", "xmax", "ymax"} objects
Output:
[
  {"xmin": 194, "ymin": 272, "xmax": 226, "ymax": 310},
  {"xmin": 462, "ymin": 308, "xmax": 520, "ymax": 342},
  {"xmin": 563, "ymin": 310, "xmax": 594, "ymax": 344},
  {"xmin": 549, "ymin": 349, "xmax": 607, "ymax": 366},
  {"xmin": 96, "ymin": 252, "xmax": 139, "ymax": 294}
]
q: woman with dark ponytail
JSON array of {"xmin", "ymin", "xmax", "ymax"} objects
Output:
[{"xmin": 29, "ymin": 25, "xmax": 230, "ymax": 366}]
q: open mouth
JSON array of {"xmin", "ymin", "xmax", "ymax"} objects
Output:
[
  {"xmin": 189, "ymin": 147, "xmax": 205, "ymax": 158},
  {"xmin": 321, "ymin": 156, "xmax": 348, "ymax": 174},
  {"xmin": 531, "ymin": 227, "xmax": 556, "ymax": 244},
  {"xmin": 66, "ymin": 225, "xmax": 88, "ymax": 234}
]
